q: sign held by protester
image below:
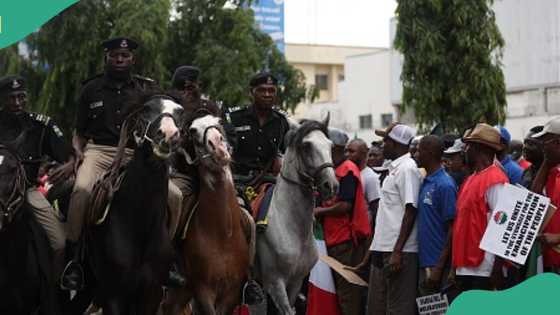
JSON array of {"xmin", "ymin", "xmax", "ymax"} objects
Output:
[
  {"xmin": 416, "ymin": 293, "xmax": 449, "ymax": 315},
  {"xmin": 480, "ymin": 184, "xmax": 550, "ymax": 265},
  {"xmin": 319, "ymin": 255, "xmax": 368, "ymax": 287}
]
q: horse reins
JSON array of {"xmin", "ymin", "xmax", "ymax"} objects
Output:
[
  {"xmin": 280, "ymin": 128, "xmax": 334, "ymax": 191},
  {"xmin": 0, "ymin": 145, "xmax": 26, "ymax": 223},
  {"xmin": 184, "ymin": 124, "xmax": 223, "ymax": 165}
]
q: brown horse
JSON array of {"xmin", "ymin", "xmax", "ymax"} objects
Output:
[{"xmin": 163, "ymin": 114, "xmax": 250, "ymax": 315}]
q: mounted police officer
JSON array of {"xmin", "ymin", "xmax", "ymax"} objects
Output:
[
  {"xmin": 0, "ymin": 75, "xmax": 73, "ymax": 284},
  {"xmin": 225, "ymin": 71, "xmax": 290, "ymax": 230},
  {"xmin": 169, "ymin": 65, "xmax": 221, "ymax": 119},
  {"xmin": 61, "ymin": 37, "xmax": 184, "ymax": 290}
]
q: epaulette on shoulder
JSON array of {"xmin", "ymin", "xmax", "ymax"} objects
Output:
[
  {"xmin": 227, "ymin": 106, "xmax": 245, "ymax": 114},
  {"xmin": 273, "ymin": 107, "xmax": 290, "ymax": 118},
  {"xmin": 81, "ymin": 73, "xmax": 103, "ymax": 86},
  {"xmin": 133, "ymin": 75, "xmax": 156, "ymax": 83},
  {"xmin": 29, "ymin": 112, "xmax": 52, "ymax": 126}
]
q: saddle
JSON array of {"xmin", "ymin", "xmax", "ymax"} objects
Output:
[{"xmin": 250, "ymin": 182, "xmax": 274, "ymax": 223}]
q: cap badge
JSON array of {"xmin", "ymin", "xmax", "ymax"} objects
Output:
[
  {"xmin": 120, "ymin": 39, "xmax": 128, "ymax": 48},
  {"xmin": 11, "ymin": 80, "xmax": 20, "ymax": 89}
]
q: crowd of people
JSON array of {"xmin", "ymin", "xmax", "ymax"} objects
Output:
[{"xmin": 314, "ymin": 118, "xmax": 560, "ymax": 315}]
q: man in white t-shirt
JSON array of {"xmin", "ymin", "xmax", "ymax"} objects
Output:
[{"xmin": 369, "ymin": 123, "xmax": 422, "ymax": 315}]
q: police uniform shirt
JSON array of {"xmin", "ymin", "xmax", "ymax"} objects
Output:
[
  {"xmin": 76, "ymin": 74, "xmax": 158, "ymax": 147},
  {"xmin": 0, "ymin": 110, "xmax": 70, "ymax": 183},
  {"xmin": 226, "ymin": 105, "xmax": 290, "ymax": 175}
]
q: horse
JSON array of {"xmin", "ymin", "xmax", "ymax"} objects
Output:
[
  {"xmin": 0, "ymin": 143, "xmax": 59, "ymax": 315},
  {"xmin": 254, "ymin": 117, "xmax": 338, "ymax": 315},
  {"xmin": 86, "ymin": 95, "xmax": 184, "ymax": 315},
  {"xmin": 162, "ymin": 114, "xmax": 251, "ymax": 315}
]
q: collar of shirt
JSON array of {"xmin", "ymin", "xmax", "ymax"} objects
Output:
[
  {"xmin": 424, "ymin": 166, "xmax": 445, "ymax": 183},
  {"xmin": 103, "ymin": 73, "xmax": 135, "ymax": 89},
  {"xmin": 389, "ymin": 152, "xmax": 413, "ymax": 171},
  {"xmin": 501, "ymin": 154, "xmax": 514, "ymax": 166},
  {"xmin": 247, "ymin": 105, "xmax": 280, "ymax": 125}
]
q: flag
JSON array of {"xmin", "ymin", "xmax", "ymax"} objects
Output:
[
  {"xmin": 306, "ymin": 224, "xmax": 342, "ymax": 315},
  {"xmin": 525, "ymin": 242, "xmax": 543, "ymax": 278}
]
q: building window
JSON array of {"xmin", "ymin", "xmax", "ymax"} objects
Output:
[
  {"xmin": 359, "ymin": 114, "xmax": 372, "ymax": 129},
  {"xmin": 338, "ymin": 74, "xmax": 345, "ymax": 82},
  {"xmin": 315, "ymin": 74, "xmax": 328, "ymax": 90},
  {"xmin": 381, "ymin": 113, "xmax": 393, "ymax": 128}
]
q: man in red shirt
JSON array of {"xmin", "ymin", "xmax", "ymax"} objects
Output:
[
  {"xmin": 530, "ymin": 117, "xmax": 560, "ymax": 273},
  {"xmin": 314, "ymin": 128, "xmax": 371, "ymax": 315},
  {"xmin": 452, "ymin": 123, "xmax": 509, "ymax": 291}
]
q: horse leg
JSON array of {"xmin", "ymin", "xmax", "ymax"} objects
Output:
[
  {"xmin": 161, "ymin": 287, "xmax": 193, "ymax": 315},
  {"xmin": 103, "ymin": 296, "xmax": 130, "ymax": 315},
  {"xmin": 193, "ymin": 288, "xmax": 217, "ymax": 315},
  {"xmin": 286, "ymin": 278, "xmax": 304, "ymax": 307},
  {"xmin": 265, "ymin": 280, "xmax": 294, "ymax": 315},
  {"xmin": 136, "ymin": 285, "xmax": 164, "ymax": 315}
]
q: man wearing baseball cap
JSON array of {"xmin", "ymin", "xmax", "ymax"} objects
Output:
[
  {"xmin": 452, "ymin": 123, "xmax": 509, "ymax": 292},
  {"xmin": 443, "ymin": 139, "xmax": 469, "ymax": 187},
  {"xmin": 530, "ymin": 117, "xmax": 560, "ymax": 274},
  {"xmin": 369, "ymin": 123, "xmax": 422, "ymax": 315},
  {"xmin": 495, "ymin": 125, "xmax": 523, "ymax": 185}
]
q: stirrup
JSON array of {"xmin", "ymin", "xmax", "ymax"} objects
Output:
[
  {"xmin": 60, "ymin": 260, "xmax": 85, "ymax": 291},
  {"xmin": 243, "ymin": 280, "xmax": 265, "ymax": 305}
]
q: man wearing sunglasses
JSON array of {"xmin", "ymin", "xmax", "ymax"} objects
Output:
[{"xmin": 0, "ymin": 75, "xmax": 72, "ymax": 288}]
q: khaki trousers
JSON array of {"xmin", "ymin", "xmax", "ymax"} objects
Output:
[
  {"xmin": 66, "ymin": 143, "xmax": 183, "ymax": 242},
  {"xmin": 327, "ymin": 241, "xmax": 364, "ymax": 315},
  {"xmin": 26, "ymin": 187, "xmax": 66, "ymax": 277},
  {"xmin": 168, "ymin": 172, "xmax": 195, "ymax": 239}
]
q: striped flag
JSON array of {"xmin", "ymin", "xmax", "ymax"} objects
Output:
[
  {"xmin": 525, "ymin": 242, "xmax": 543, "ymax": 278},
  {"xmin": 306, "ymin": 224, "xmax": 342, "ymax": 315}
]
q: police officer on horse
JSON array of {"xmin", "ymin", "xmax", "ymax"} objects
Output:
[
  {"xmin": 0, "ymin": 75, "xmax": 73, "ymax": 285},
  {"xmin": 61, "ymin": 37, "xmax": 184, "ymax": 289},
  {"xmin": 225, "ymin": 71, "xmax": 290, "ymax": 230}
]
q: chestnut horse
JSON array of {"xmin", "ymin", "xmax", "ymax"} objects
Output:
[{"xmin": 163, "ymin": 114, "xmax": 250, "ymax": 315}]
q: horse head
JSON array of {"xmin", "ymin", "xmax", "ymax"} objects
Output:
[
  {"xmin": 0, "ymin": 144, "xmax": 26, "ymax": 231},
  {"xmin": 131, "ymin": 95, "xmax": 184, "ymax": 159},
  {"xmin": 284, "ymin": 114, "xmax": 338, "ymax": 200},
  {"xmin": 184, "ymin": 114, "xmax": 231, "ymax": 173}
]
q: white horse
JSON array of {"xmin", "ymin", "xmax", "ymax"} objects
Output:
[{"xmin": 254, "ymin": 116, "xmax": 338, "ymax": 315}]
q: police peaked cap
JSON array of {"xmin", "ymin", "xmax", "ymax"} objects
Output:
[
  {"xmin": 172, "ymin": 66, "xmax": 201, "ymax": 88},
  {"xmin": 250, "ymin": 72, "xmax": 278, "ymax": 88},
  {"xmin": 0, "ymin": 75, "xmax": 25, "ymax": 95},
  {"xmin": 102, "ymin": 37, "xmax": 139, "ymax": 51}
]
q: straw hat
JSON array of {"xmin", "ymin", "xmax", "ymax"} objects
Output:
[{"xmin": 462, "ymin": 123, "xmax": 504, "ymax": 151}]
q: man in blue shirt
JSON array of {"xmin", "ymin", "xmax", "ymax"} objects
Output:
[
  {"xmin": 496, "ymin": 125, "xmax": 523, "ymax": 185},
  {"xmin": 414, "ymin": 135, "xmax": 457, "ymax": 295}
]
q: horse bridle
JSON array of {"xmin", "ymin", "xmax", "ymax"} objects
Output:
[
  {"xmin": 184, "ymin": 123, "xmax": 224, "ymax": 166},
  {"xmin": 0, "ymin": 145, "xmax": 26, "ymax": 223},
  {"xmin": 281, "ymin": 131, "xmax": 334, "ymax": 191}
]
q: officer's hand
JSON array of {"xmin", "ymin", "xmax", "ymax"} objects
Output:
[{"xmin": 49, "ymin": 160, "xmax": 75, "ymax": 185}]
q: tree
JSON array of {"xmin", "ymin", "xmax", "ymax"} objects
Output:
[
  {"xmin": 168, "ymin": 0, "xmax": 306, "ymax": 112},
  {"xmin": 394, "ymin": 0, "xmax": 506, "ymax": 133}
]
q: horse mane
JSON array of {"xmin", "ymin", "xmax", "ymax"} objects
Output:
[{"xmin": 287, "ymin": 119, "xmax": 329, "ymax": 149}]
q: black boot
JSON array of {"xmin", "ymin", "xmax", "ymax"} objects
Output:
[{"xmin": 60, "ymin": 241, "xmax": 84, "ymax": 291}]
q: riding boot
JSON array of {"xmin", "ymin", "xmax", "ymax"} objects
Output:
[{"xmin": 60, "ymin": 240, "xmax": 84, "ymax": 291}]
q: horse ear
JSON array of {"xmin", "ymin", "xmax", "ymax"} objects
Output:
[{"xmin": 322, "ymin": 112, "xmax": 330, "ymax": 128}]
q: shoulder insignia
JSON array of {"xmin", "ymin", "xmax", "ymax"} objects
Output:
[
  {"xmin": 52, "ymin": 124, "xmax": 64, "ymax": 138},
  {"xmin": 227, "ymin": 106, "xmax": 243, "ymax": 113},
  {"xmin": 133, "ymin": 75, "xmax": 156, "ymax": 83},
  {"xmin": 30, "ymin": 112, "xmax": 51, "ymax": 126},
  {"xmin": 273, "ymin": 107, "xmax": 290, "ymax": 118}
]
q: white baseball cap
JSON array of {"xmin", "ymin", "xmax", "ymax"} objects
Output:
[
  {"xmin": 532, "ymin": 116, "xmax": 560, "ymax": 139},
  {"xmin": 375, "ymin": 123, "xmax": 416, "ymax": 146}
]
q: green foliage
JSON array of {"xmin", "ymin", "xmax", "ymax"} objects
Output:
[
  {"xmin": 0, "ymin": 0, "xmax": 306, "ymax": 134},
  {"xmin": 169, "ymin": 0, "xmax": 306, "ymax": 112},
  {"xmin": 394, "ymin": 0, "xmax": 506, "ymax": 133}
]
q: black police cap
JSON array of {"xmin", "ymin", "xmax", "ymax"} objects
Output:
[
  {"xmin": 250, "ymin": 72, "xmax": 278, "ymax": 88},
  {"xmin": 172, "ymin": 66, "xmax": 200, "ymax": 89},
  {"xmin": 101, "ymin": 37, "xmax": 139, "ymax": 51},
  {"xmin": 0, "ymin": 75, "xmax": 25, "ymax": 95}
]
